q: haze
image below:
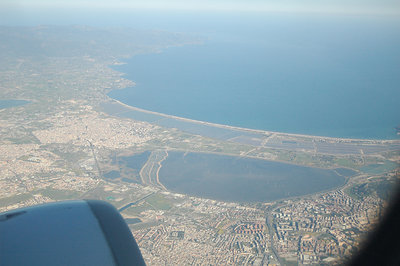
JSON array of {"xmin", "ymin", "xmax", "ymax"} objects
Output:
[{"xmin": 2, "ymin": 0, "xmax": 400, "ymax": 15}]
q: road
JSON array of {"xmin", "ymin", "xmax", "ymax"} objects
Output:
[
  {"xmin": 265, "ymin": 205, "xmax": 283, "ymax": 265},
  {"xmin": 118, "ymin": 192, "xmax": 156, "ymax": 212}
]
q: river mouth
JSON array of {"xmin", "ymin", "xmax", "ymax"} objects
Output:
[{"xmin": 159, "ymin": 151, "xmax": 348, "ymax": 203}]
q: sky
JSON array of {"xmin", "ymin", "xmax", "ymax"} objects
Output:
[{"xmin": 2, "ymin": 0, "xmax": 400, "ymax": 15}]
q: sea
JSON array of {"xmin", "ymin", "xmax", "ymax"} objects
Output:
[
  {"xmin": 107, "ymin": 12, "xmax": 400, "ymax": 139},
  {"xmin": 1, "ymin": 9, "xmax": 400, "ymax": 139}
]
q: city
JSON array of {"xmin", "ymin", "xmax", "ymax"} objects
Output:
[{"xmin": 0, "ymin": 25, "xmax": 399, "ymax": 265}]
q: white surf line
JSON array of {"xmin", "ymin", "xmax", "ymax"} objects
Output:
[{"xmin": 109, "ymin": 98, "xmax": 399, "ymax": 143}]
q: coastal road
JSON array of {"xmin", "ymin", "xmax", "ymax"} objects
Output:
[{"xmin": 103, "ymin": 101, "xmax": 400, "ymax": 156}]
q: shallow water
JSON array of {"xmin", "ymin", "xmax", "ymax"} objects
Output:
[{"xmin": 159, "ymin": 152, "xmax": 346, "ymax": 203}]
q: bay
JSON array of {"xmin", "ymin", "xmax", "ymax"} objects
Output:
[{"xmin": 109, "ymin": 13, "xmax": 400, "ymax": 139}]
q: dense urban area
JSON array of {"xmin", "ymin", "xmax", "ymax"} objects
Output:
[{"xmin": 0, "ymin": 26, "xmax": 399, "ymax": 265}]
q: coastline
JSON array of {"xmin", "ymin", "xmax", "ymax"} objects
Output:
[
  {"xmin": 106, "ymin": 36, "xmax": 400, "ymax": 143},
  {"xmin": 106, "ymin": 97, "xmax": 400, "ymax": 145}
]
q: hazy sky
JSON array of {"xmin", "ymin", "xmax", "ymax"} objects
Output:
[{"xmin": 2, "ymin": 0, "xmax": 400, "ymax": 15}]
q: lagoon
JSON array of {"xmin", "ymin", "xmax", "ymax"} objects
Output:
[{"xmin": 159, "ymin": 152, "xmax": 346, "ymax": 203}]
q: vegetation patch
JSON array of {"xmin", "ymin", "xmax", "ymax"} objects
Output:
[
  {"xmin": 0, "ymin": 193, "xmax": 32, "ymax": 207},
  {"xmin": 37, "ymin": 188, "xmax": 81, "ymax": 200},
  {"xmin": 145, "ymin": 193, "xmax": 173, "ymax": 210}
]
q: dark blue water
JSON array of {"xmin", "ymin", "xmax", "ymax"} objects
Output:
[
  {"xmin": 1, "ymin": 9, "xmax": 399, "ymax": 139},
  {"xmin": 108, "ymin": 14, "xmax": 400, "ymax": 139}
]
